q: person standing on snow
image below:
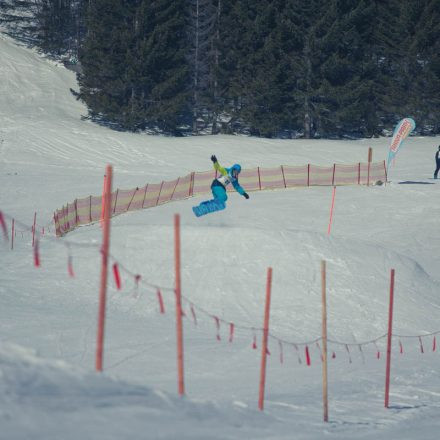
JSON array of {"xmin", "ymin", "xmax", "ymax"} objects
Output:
[
  {"xmin": 192, "ymin": 155, "xmax": 249, "ymax": 216},
  {"xmin": 434, "ymin": 146, "xmax": 440, "ymax": 179}
]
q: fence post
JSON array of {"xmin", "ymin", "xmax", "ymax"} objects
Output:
[
  {"xmin": 126, "ymin": 187, "xmax": 138, "ymax": 212},
  {"xmin": 358, "ymin": 162, "xmax": 361, "ymax": 185},
  {"xmin": 89, "ymin": 196, "xmax": 92, "ymax": 222},
  {"xmin": 189, "ymin": 172, "xmax": 195, "ymax": 197},
  {"xmin": 96, "ymin": 165, "xmax": 113, "ymax": 372},
  {"xmin": 383, "ymin": 160, "xmax": 388, "ymax": 185},
  {"xmin": 367, "ymin": 147, "xmax": 373, "ymax": 186},
  {"xmin": 307, "ymin": 164, "xmax": 310, "ymax": 186},
  {"xmin": 257, "ymin": 167, "xmax": 262, "ymax": 190},
  {"xmin": 74, "ymin": 199, "xmax": 78, "ymax": 226},
  {"xmin": 175, "ymin": 214, "xmax": 185, "ymax": 396},
  {"xmin": 156, "ymin": 181, "xmax": 164, "ymax": 206},
  {"xmin": 100, "ymin": 174, "xmax": 107, "ymax": 226},
  {"xmin": 170, "ymin": 178, "xmax": 180, "ymax": 201},
  {"xmin": 332, "ymin": 164, "xmax": 336, "ymax": 186},
  {"xmin": 113, "ymin": 189, "xmax": 119, "ymax": 213},
  {"xmin": 281, "ymin": 166, "xmax": 287, "ymax": 188},
  {"xmin": 258, "ymin": 267, "xmax": 273, "ymax": 411},
  {"xmin": 321, "ymin": 260, "xmax": 329, "ymax": 422},
  {"xmin": 385, "ymin": 269, "xmax": 395, "ymax": 408},
  {"xmin": 142, "ymin": 184, "xmax": 149, "ymax": 208}
]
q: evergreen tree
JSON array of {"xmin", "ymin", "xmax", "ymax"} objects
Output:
[
  {"xmin": 187, "ymin": 0, "xmax": 218, "ymax": 133},
  {"xmin": 78, "ymin": 0, "xmax": 190, "ymax": 133}
]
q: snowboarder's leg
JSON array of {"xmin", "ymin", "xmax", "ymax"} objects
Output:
[
  {"xmin": 212, "ymin": 186, "xmax": 228, "ymax": 204},
  {"xmin": 434, "ymin": 164, "xmax": 440, "ymax": 179},
  {"xmin": 192, "ymin": 186, "xmax": 227, "ymax": 217}
]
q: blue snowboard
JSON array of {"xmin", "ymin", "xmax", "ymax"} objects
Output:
[{"xmin": 192, "ymin": 200, "xmax": 226, "ymax": 217}]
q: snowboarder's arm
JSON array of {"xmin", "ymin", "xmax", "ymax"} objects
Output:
[
  {"xmin": 212, "ymin": 160, "xmax": 228, "ymax": 176},
  {"xmin": 232, "ymin": 179, "xmax": 247, "ymax": 196}
]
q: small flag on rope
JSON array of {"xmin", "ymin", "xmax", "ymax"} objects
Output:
[
  {"xmin": 229, "ymin": 323, "xmax": 234, "ymax": 343},
  {"xmin": 279, "ymin": 341, "xmax": 284, "ymax": 364},
  {"xmin": 374, "ymin": 342, "xmax": 380, "ymax": 359},
  {"xmin": 214, "ymin": 316, "xmax": 221, "ymax": 341},
  {"xmin": 190, "ymin": 304, "xmax": 197, "ymax": 326},
  {"xmin": 316, "ymin": 341, "xmax": 323, "ymax": 362},
  {"xmin": 0, "ymin": 211, "xmax": 8, "ymax": 241},
  {"xmin": 399, "ymin": 340, "xmax": 403, "ymax": 354},
  {"xmin": 293, "ymin": 344, "xmax": 302, "ymax": 364},
  {"xmin": 133, "ymin": 275, "xmax": 141, "ymax": 298},
  {"xmin": 305, "ymin": 345, "xmax": 311, "ymax": 366},
  {"xmin": 156, "ymin": 289, "xmax": 165, "ymax": 314},
  {"xmin": 112, "ymin": 263, "xmax": 121, "ymax": 290},
  {"xmin": 345, "ymin": 345, "xmax": 352, "ymax": 363},
  {"xmin": 419, "ymin": 336, "xmax": 424, "ymax": 354},
  {"xmin": 252, "ymin": 330, "xmax": 257, "ymax": 349}
]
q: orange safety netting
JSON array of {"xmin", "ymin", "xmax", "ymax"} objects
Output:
[{"xmin": 54, "ymin": 161, "xmax": 387, "ymax": 236}]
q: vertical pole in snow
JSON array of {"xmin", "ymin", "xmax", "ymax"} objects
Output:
[
  {"xmin": 32, "ymin": 212, "xmax": 37, "ymax": 247},
  {"xmin": 385, "ymin": 269, "xmax": 395, "ymax": 408},
  {"xmin": 175, "ymin": 214, "xmax": 185, "ymax": 396},
  {"xmin": 100, "ymin": 174, "xmax": 107, "ymax": 227},
  {"xmin": 327, "ymin": 187, "xmax": 336, "ymax": 235},
  {"xmin": 367, "ymin": 147, "xmax": 373, "ymax": 186},
  {"xmin": 258, "ymin": 267, "xmax": 273, "ymax": 411},
  {"xmin": 96, "ymin": 165, "xmax": 112, "ymax": 372},
  {"xmin": 11, "ymin": 219, "xmax": 14, "ymax": 250},
  {"xmin": 321, "ymin": 260, "xmax": 329, "ymax": 422},
  {"xmin": 307, "ymin": 164, "xmax": 310, "ymax": 186}
]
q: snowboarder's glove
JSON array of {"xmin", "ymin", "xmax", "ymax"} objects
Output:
[
  {"xmin": 243, "ymin": 192, "xmax": 249, "ymax": 199},
  {"xmin": 211, "ymin": 155, "xmax": 218, "ymax": 163}
]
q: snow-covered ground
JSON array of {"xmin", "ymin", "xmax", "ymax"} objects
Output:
[{"xmin": 1, "ymin": 32, "xmax": 440, "ymax": 439}]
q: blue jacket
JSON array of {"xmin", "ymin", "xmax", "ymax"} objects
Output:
[{"xmin": 213, "ymin": 162, "xmax": 246, "ymax": 196}]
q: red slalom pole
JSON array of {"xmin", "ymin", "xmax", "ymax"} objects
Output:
[
  {"xmin": 32, "ymin": 212, "xmax": 37, "ymax": 247},
  {"xmin": 96, "ymin": 165, "xmax": 112, "ymax": 372},
  {"xmin": 175, "ymin": 214, "xmax": 185, "ymax": 396},
  {"xmin": 327, "ymin": 186, "xmax": 336, "ymax": 235},
  {"xmin": 258, "ymin": 267, "xmax": 273, "ymax": 411},
  {"xmin": 385, "ymin": 269, "xmax": 395, "ymax": 408}
]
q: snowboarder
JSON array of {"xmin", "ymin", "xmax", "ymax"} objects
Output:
[
  {"xmin": 192, "ymin": 155, "xmax": 249, "ymax": 217},
  {"xmin": 434, "ymin": 146, "xmax": 440, "ymax": 179}
]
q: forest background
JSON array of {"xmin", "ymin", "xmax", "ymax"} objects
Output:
[{"xmin": 1, "ymin": 0, "xmax": 439, "ymax": 138}]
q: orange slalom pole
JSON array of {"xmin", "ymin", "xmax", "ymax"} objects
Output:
[
  {"xmin": 258, "ymin": 267, "xmax": 273, "ymax": 410},
  {"xmin": 96, "ymin": 165, "xmax": 112, "ymax": 372},
  {"xmin": 175, "ymin": 214, "xmax": 185, "ymax": 395},
  {"xmin": 385, "ymin": 269, "xmax": 395, "ymax": 408}
]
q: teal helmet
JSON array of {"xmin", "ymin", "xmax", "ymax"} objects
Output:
[{"xmin": 231, "ymin": 164, "xmax": 241, "ymax": 178}]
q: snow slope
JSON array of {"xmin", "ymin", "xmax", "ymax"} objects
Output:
[{"xmin": 1, "ymin": 32, "xmax": 440, "ymax": 439}]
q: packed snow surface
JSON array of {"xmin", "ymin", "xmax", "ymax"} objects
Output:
[{"xmin": 1, "ymin": 33, "xmax": 440, "ymax": 439}]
